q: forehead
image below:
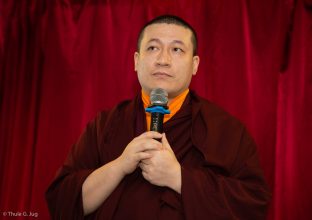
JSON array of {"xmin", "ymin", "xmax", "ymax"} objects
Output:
[{"xmin": 141, "ymin": 23, "xmax": 193, "ymax": 45}]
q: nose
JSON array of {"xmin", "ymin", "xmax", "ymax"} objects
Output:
[{"xmin": 156, "ymin": 49, "xmax": 171, "ymax": 67}]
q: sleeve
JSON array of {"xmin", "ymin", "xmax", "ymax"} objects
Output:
[
  {"xmin": 181, "ymin": 128, "xmax": 271, "ymax": 220},
  {"xmin": 45, "ymin": 112, "xmax": 107, "ymax": 220}
]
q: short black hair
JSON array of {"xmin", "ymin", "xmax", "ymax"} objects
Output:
[{"xmin": 137, "ymin": 15, "xmax": 198, "ymax": 55}]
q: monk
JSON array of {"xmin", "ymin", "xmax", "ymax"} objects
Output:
[{"xmin": 46, "ymin": 15, "xmax": 271, "ymax": 219}]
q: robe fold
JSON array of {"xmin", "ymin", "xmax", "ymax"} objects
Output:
[{"xmin": 46, "ymin": 91, "xmax": 271, "ymax": 219}]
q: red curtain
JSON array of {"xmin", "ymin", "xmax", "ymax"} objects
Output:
[{"xmin": 0, "ymin": 0, "xmax": 311, "ymax": 219}]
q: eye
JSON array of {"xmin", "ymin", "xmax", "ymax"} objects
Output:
[
  {"xmin": 147, "ymin": 46, "xmax": 158, "ymax": 51},
  {"xmin": 173, "ymin": 47, "xmax": 184, "ymax": 53}
]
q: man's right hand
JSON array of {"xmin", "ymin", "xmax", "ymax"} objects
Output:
[
  {"xmin": 82, "ymin": 131, "xmax": 162, "ymax": 215},
  {"xmin": 117, "ymin": 131, "xmax": 163, "ymax": 175}
]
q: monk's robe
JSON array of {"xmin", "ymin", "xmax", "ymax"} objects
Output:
[{"xmin": 46, "ymin": 91, "xmax": 271, "ymax": 220}]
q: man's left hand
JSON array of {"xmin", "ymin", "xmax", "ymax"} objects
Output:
[{"xmin": 139, "ymin": 133, "xmax": 182, "ymax": 194}]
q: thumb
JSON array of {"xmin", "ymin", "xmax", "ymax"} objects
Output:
[{"xmin": 162, "ymin": 133, "xmax": 173, "ymax": 152}]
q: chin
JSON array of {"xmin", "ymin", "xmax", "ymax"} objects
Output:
[
  {"xmin": 143, "ymin": 83, "xmax": 177, "ymax": 96},
  {"xmin": 145, "ymin": 85, "xmax": 169, "ymax": 94}
]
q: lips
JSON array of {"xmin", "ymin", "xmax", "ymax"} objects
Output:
[{"xmin": 152, "ymin": 72, "xmax": 172, "ymax": 77}]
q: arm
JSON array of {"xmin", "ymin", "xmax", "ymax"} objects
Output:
[
  {"xmin": 45, "ymin": 110, "xmax": 163, "ymax": 218},
  {"xmin": 81, "ymin": 158, "xmax": 125, "ymax": 215},
  {"xmin": 181, "ymin": 129, "xmax": 271, "ymax": 220},
  {"xmin": 82, "ymin": 132, "xmax": 163, "ymax": 215},
  {"xmin": 140, "ymin": 130, "xmax": 271, "ymax": 219},
  {"xmin": 46, "ymin": 114, "xmax": 103, "ymax": 220}
]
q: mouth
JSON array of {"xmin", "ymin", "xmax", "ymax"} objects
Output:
[{"xmin": 152, "ymin": 72, "xmax": 172, "ymax": 77}]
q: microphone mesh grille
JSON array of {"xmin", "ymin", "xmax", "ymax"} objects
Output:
[{"xmin": 150, "ymin": 88, "xmax": 168, "ymax": 106}]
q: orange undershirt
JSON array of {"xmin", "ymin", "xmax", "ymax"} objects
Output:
[{"xmin": 142, "ymin": 89, "xmax": 189, "ymax": 131}]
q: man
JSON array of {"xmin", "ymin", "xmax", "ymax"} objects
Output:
[{"xmin": 46, "ymin": 15, "xmax": 271, "ymax": 219}]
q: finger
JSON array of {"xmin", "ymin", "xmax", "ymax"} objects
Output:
[
  {"xmin": 162, "ymin": 133, "xmax": 173, "ymax": 152},
  {"xmin": 138, "ymin": 162, "xmax": 144, "ymax": 170},
  {"xmin": 136, "ymin": 139, "xmax": 162, "ymax": 152},
  {"xmin": 140, "ymin": 131, "xmax": 163, "ymax": 139},
  {"xmin": 141, "ymin": 170, "xmax": 149, "ymax": 181},
  {"xmin": 139, "ymin": 162, "xmax": 150, "ymax": 172},
  {"xmin": 140, "ymin": 158, "xmax": 152, "ymax": 165},
  {"xmin": 136, "ymin": 152, "xmax": 152, "ymax": 161}
]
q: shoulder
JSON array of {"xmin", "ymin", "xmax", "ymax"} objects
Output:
[
  {"xmin": 83, "ymin": 98, "xmax": 135, "ymax": 144},
  {"xmin": 190, "ymin": 91, "xmax": 244, "ymax": 131},
  {"xmin": 190, "ymin": 91, "xmax": 257, "ymax": 174},
  {"xmin": 95, "ymin": 98, "xmax": 134, "ymax": 128},
  {"xmin": 98, "ymin": 99, "xmax": 133, "ymax": 118}
]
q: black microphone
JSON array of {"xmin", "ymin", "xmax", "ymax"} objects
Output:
[{"xmin": 145, "ymin": 88, "xmax": 170, "ymax": 133}]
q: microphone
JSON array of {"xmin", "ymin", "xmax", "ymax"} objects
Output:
[{"xmin": 145, "ymin": 88, "xmax": 170, "ymax": 133}]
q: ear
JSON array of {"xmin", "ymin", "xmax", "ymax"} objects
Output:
[
  {"xmin": 134, "ymin": 52, "xmax": 139, "ymax": 71},
  {"xmin": 192, "ymin": 55, "xmax": 200, "ymax": 76}
]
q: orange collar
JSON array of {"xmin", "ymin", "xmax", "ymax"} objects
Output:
[{"xmin": 142, "ymin": 89, "xmax": 189, "ymax": 131}]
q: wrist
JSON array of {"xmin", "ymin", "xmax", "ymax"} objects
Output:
[
  {"xmin": 169, "ymin": 163, "xmax": 182, "ymax": 194},
  {"xmin": 112, "ymin": 157, "xmax": 127, "ymax": 177}
]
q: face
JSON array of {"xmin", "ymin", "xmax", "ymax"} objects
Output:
[{"xmin": 134, "ymin": 23, "xmax": 200, "ymax": 101}]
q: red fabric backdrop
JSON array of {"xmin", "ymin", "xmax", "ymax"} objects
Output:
[{"xmin": 0, "ymin": 0, "xmax": 311, "ymax": 219}]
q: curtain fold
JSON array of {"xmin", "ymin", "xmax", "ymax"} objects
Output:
[
  {"xmin": 274, "ymin": 0, "xmax": 312, "ymax": 219},
  {"xmin": 0, "ymin": 0, "xmax": 311, "ymax": 219}
]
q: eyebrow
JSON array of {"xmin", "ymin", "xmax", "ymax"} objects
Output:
[{"xmin": 147, "ymin": 38, "xmax": 186, "ymax": 46}]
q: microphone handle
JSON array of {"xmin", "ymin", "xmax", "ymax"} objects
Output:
[{"xmin": 150, "ymin": 112, "xmax": 164, "ymax": 133}]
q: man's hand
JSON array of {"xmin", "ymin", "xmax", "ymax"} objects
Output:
[
  {"xmin": 139, "ymin": 133, "xmax": 182, "ymax": 193},
  {"xmin": 117, "ymin": 131, "xmax": 163, "ymax": 175},
  {"xmin": 82, "ymin": 131, "xmax": 162, "ymax": 215}
]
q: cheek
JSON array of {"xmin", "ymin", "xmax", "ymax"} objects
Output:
[
  {"xmin": 137, "ymin": 58, "xmax": 153, "ymax": 72},
  {"xmin": 177, "ymin": 62, "xmax": 194, "ymax": 78}
]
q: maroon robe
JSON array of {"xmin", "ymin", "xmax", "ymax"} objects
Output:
[{"xmin": 46, "ymin": 91, "xmax": 271, "ymax": 219}]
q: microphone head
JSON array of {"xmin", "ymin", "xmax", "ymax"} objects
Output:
[{"xmin": 150, "ymin": 88, "xmax": 168, "ymax": 106}]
